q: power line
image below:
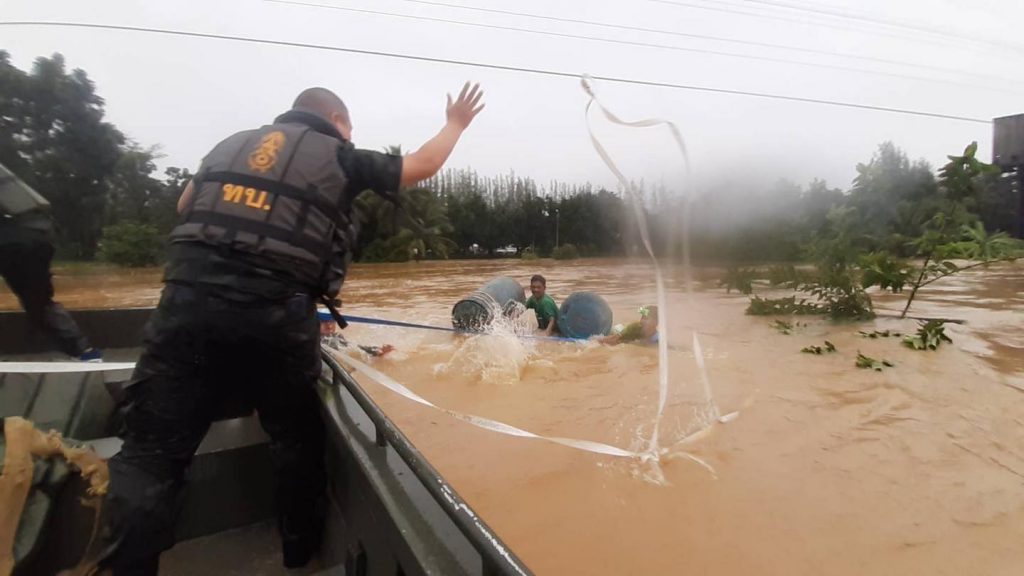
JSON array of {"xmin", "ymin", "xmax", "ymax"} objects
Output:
[
  {"xmin": 372, "ymin": 0, "xmax": 1010, "ymax": 85},
  {"xmin": 733, "ymin": 0, "xmax": 1024, "ymax": 52},
  {"xmin": 0, "ymin": 21, "xmax": 992, "ymax": 124},
  {"xmin": 647, "ymin": 0, "xmax": 1016, "ymax": 54},
  {"xmin": 264, "ymin": 0, "xmax": 1020, "ymax": 93}
]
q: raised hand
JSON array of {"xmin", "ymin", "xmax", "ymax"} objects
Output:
[{"xmin": 446, "ymin": 82, "xmax": 485, "ymax": 130}]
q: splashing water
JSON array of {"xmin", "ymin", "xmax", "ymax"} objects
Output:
[
  {"xmin": 581, "ymin": 76, "xmax": 727, "ymax": 474},
  {"xmin": 434, "ymin": 300, "xmax": 540, "ymax": 385}
]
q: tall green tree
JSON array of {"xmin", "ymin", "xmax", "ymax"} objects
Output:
[
  {"xmin": 0, "ymin": 51, "xmax": 124, "ymax": 258},
  {"xmin": 849, "ymin": 142, "xmax": 937, "ymax": 254},
  {"xmin": 105, "ymin": 144, "xmax": 164, "ymax": 225}
]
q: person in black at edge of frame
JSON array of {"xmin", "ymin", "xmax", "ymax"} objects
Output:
[
  {"xmin": 98, "ymin": 83, "xmax": 486, "ymax": 575},
  {"xmin": 0, "ymin": 163, "xmax": 102, "ymax": 361}
]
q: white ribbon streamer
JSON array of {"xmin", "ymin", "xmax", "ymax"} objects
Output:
[
  {"xmin": 580, "ymin": 75, "xmax": 720, "ymax": 457},
  {"xmin": 0, "ymin": 362, "xmax": 136, "ymax": 374},
  {"xmin": 332, "ymin": 348, "xmax": 646, "ymax": 458},
  {"xmin": 335, "ymin": 348, "xmax": 719, "ymax": 475}
]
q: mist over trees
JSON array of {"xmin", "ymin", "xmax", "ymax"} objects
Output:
[{"xmin": 2, "ymin": 52, "xmax": 1018, "ymax": 267}]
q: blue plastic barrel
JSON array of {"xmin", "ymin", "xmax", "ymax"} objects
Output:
[
  {"xmin": 558, "ymin": 292, "xmax": 613, "ymax": 339},
  {"xmin": 452, "ymin": 277, "xmax": 526, "ymax": 331}
]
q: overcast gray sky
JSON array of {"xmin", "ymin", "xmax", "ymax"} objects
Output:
[{"xmin": 3, "ymin": 0, "xmax": 1023, "ymax": 194}]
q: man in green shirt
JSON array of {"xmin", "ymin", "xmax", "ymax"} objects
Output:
[{"xmin": 525, "ymin": 274, "xmax": 559, "ymax": 336}]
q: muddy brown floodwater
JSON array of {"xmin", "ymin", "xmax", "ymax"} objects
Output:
[{"xmin": 2, "ymin": 258, "xmax": 1023, "ymax": 575}]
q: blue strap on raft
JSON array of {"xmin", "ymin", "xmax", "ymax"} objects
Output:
[{"xmin": 338, "ymin": 313, "xmax": 587, "ymax": 344}]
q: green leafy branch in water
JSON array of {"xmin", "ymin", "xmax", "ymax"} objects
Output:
[
  {"xmin": 746, "ymin": 296, "xmax": 824, "ymax": 316},
  {"xmin": 719, "ymin": 267, "xmax": 758, "ymax": 295},
  {"xmin": 801, "ymin": 341, "xmax": 836, "ymax": 354},
  {"xmin": 902, "ymin": 320, "xmax": 953, "ymax": 350},
  {"xmin": 902, "ymin": 220, "xmax": 1020, "ymax": 319},
  {"xmin": 856, "ymin": 352, "xmax": 894, "ymax": 371},
  {"xmin": 857, "ymin": 144, "xmax": 1024, "ymax": 318},
  {"xmin": 805, "ymin": 281, "xmax": 875, "ymax": 320},
  {"xmin": 740, "ymin": 142, "xmax": 1022, "ymax": 322},
  {"xmin": 772, "ymin": 319, "xmax": 806, "ymax": 334},
  {"xmin": 859, "ymin": 224, "xmax": 1023, "ymax": 319},
  {"xmin": 857, "ymin": 329, "xmax": 902, "ymax": 339},
  {"xmin": 858, "ymin": 251, "xmax": 912, "ymax": 293}
]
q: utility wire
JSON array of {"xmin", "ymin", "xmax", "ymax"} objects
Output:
[
  {"xmin": 0, "ymin": 21, "xmax": 993, "ymax": 124},
  {"xmin": 264, "ymin": 0, "xmax": 1018, "ymax": 93},
  {"xmin": 647, "ymin": 0, "xmax": 1020, "ymax": 54},
  {"xmin": 380, "ymin": 0, "xmax": 1011, "ymax": 84},
  {"xmin": 733, "ymin": 0, "xmax": 1024, "ymax": 52}
]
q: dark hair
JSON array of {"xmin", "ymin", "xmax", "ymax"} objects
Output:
[
  {"xmin": 292, "ymin": 87, "xmax": 349, "ymax": 121},
  {"xmin": 530, "ymin": 274, "xmax": 546, "ymax": 286}
]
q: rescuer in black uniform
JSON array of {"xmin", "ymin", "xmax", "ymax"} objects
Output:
[
  {"xmin": 100, "ymin": 83, "xmax": 485, "ymax": 574},
  {"xmin": 0, "ymin": 163, "xmax": 101, "ymax": 361}
]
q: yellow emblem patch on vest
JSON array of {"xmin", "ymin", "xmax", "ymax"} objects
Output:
[{"xmin": 247, "ymin": 131, "xmax": 286, "ymax": 173}]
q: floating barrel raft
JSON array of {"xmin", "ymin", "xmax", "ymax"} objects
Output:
[
  {"xmin": 451, "ymin": 276, "xmax": 526, "ymax": 331},
  {"xmin": 452, "ymin": 277, "xmax": 613, "ymax": 339},
  {"xmin": 558, "ymin": 291, "xmax": 613, "ymax": 339}
]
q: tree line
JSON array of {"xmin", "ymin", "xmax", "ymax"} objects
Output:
[{"xmin": 1, "ymin": 52, "xmax": 1019, "ymax": 268}]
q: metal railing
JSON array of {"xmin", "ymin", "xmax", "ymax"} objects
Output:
[{"xmin": 320, "ymin": 350, "xmax": 531, "ymax": 576}]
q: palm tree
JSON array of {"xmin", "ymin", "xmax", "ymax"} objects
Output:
[
  {"xmin": 353, "ymin": 145, "xmax": 456, "ymax": 261},
  {"xmin": 389, "ymin": 187, "xmax": 456, "ymax": 260}
]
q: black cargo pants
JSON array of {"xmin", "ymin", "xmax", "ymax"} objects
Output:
[
  {"xmin": 102, "ymin": 282, "xmax": 326, "ymax": 575},
  {"xmin": 0, "ymin": 240, "xmax": 90, "ymax": 357}
]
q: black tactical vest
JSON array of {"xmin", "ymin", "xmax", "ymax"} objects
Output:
[
  {"xmin": 0, "ymin": 163, "xmax": 53, "ymax": 238},
  {"xmin": 170, "ymin": 121, "xmax": 356, "ymax": 297}
]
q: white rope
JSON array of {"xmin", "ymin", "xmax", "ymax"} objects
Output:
[
  {"xmin": 0, "ymin": 362, "xmax": 136, "ymax": 374},
  {"xmin": 580, "ymin": 75, "xmax": 722, "ymax": 456}
]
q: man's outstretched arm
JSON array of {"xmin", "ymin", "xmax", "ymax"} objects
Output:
[{"xmin": 400, "ymin": 82, "xmax": 485, "ymax": 187}]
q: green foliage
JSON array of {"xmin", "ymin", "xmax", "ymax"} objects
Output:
[
  {"xmin": 746, "ymin": 296, "xmax": 823, "ymax": 316},
  {"xmin": 941, "ymin": 222, "xmax": 1022, "ymax": 260},
  {"xmin": 937, "ymin": 141, "xmax": 1000, "ymax": 207},
  {"xmin": 801, "ymin": 341, "xmax": 836, "ymax": 354},
  {"xmin": 520, "ymin": 249, "xmax": 539, "ymax": 261},
  {"xmin": 720, "ymin": 267, "xmax": 757, "ymax": 294},
  {"xmin": 897, "ymin": 213, "xmax": 1023, "ymax": 318},
  {"xmin": 902, "ymin": 320, "xmax": 952, "ymax": 350},
  {"xmin": 796, "ymin": 206, "xmax": 876, "ymax": 320},
  {"xmin": 355, "ymin": 186, "xmax": 455, "ymax": 262},
  {"xmin": 359, "ymin": 237, "xmax": 406, "ymax": 263},
  {"xmin": 0, "ymin": 51, "xmax": 125, "ymax": 258},
  {"xmin": 804, "ymin": 281, "xmax": 875, "ymax": 320},
  {"xmin": 5, "ymin": 50, "xmax": 1019, "ymax": 278},
  {"xmin": 105, "ymin": 145, "xmax": 184, "ymax": 235},
  {"xmin": 0, "ymin": 52, "xmax": 190, "ymax": 259},
  {"xmin": 856, "ymin": 352, "xmax": 894, "ymax": 371},
  {"xmin": 97, "ymin": 221, "xmax": 162, "ymax": 267},
  {"xmin": 425, "ymin": 169, "xmax": 624, "ymax": 258},
  {"xmin": 551, "ymin": 243, "xmax": 579, "ymax": 260},
  {"xmin": 848, "ymin": 141, "xmax": 938, "ymax": 255},
  {"xmin": 858, "ymin": 252, "xmax": 911, "ymax": 293}
]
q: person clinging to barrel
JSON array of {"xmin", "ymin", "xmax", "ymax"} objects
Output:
[
  {"xmin": 525, "ymin": 274, "xmax": 560, "ymax": 336},
  {"xmin": 598, "ymin": 305, "xmax": 659, "ymax": 346}
]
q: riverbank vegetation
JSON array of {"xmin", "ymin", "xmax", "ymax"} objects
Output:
[{"xmin": 3, "ymin": 52, "xmax": 1020, "ymax": 273}]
